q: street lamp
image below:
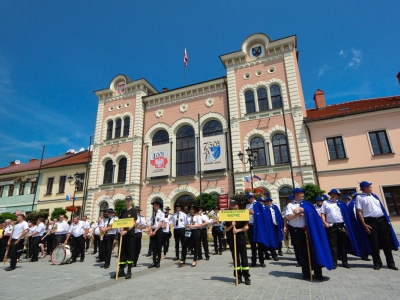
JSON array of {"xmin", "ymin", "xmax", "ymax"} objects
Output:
[
  {"xmin": 67, "ymin": 172, "xmax": 84, "ymax": 220},
  {"xmin": 238, "ymin": 147, "xmax": 258, "ymax": 189}
]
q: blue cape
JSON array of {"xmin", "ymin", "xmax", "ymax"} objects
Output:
[
  {"xmin": 301, "ymin": 200, "xmax": 333, "ymax": 270},
  {"xmin": 272, "ymin": 204, "xmax": 284, "ymax": 241},
  {"xmin": 252, "ymin": 201, "xmax": 278, "ymax": 248},
  {"xmin": 347, "ymin": 200, "xmax": 371, "ymax": 256}
]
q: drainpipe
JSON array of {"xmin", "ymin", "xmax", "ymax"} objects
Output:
[{"xmin": 304, "ymin": 121, "xmax": 320, "ymax": 186}]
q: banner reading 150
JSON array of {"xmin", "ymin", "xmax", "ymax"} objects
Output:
[{"xmin": 201, "ymin": 135, "xmax": 226, "ymax": 171}]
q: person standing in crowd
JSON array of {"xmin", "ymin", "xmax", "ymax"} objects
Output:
[
  {"xmin": 100, "ymin": 209, "xmax": 118, "ymax": 269},
  {"xmin": 27, "ymin": 221, "xmax": 36, "ymax": 260},
  {"xmin": 148, "ymin": 199, "xmax": 164, "ymax": 268},
  {"xmin": 245, "ymin": 192, "xmax": 264, "ymax": 267},
  {"xmin": 172, "ymin": 203, "xmax": 186, "ymax": 261},
  {"xmin": 0, "ymin": 219, "xmax": 13, "ymax": 262},
  {"xmin": 284, "ymin": 195, "xmax": 301, "ymax": 266},
  {"xmin": 29, "ymin": 218, "xmax": 45, "ymax": 262},
  {"xmin": 225, "ymin": 199, "xmax": 251, "ymax": 285},
  {"xmin": 180, "ymin": 205, "xmax": 202, "ymax": 267},
  {"xmin": 64, "ymin": 216, "xmax": 89, "ymax": 263},
  {"xmin": 285, "ymin": 188, "xmax": 333, "ymax": 280},
  {"xmin": 91, "ymin": 217, "xmax": 102, "ymax": 255},
  {"xmin": 314, "ymin": 196, "xmax": 324, "ymax": 217},
  {"xmin": 6, "ymin": 214, "xmax": 29, "ymax": 271},
  {"xmin": 111, "ymin": 196, "xmax": 137, "ymax": 279},
  {"xmin": 210, "ymin": 206, "xmax": 223, "ymax": 255},
  {"xmin": 133, "ymin": 206, "xmax": 147, "ymax": 267},
  {"xmin": 198, "ymin": 206, "xmax": 210, "ymax": 261},
  {"xmin": 266, "ymin": 197, "xmax": 284, "ymax": 257},
  {"xmin": 82, "ymin": 216, "xmax": 90, "ymax": 252},
  {"xmin": 162, "ymin": 211, "xmax": 171, "ymax": 260},
  {"xmin": 356, "ymin": 181, "xmax": 399, "ymax": 271},
  {"xmin": 40, "ymin": 219, "xmax": 50, "ymax": 257},
  {"xmin": 54, "ymin": 215, "xmax": 69, "ymax": 247},
  {"xmin": 343, "ymin": 195, "xmax": 351, "ymax": 205}
]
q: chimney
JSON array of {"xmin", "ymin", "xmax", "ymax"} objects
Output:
[
  {"xmin": 313, "ymin": 89, "xmax": 326, "ymax": 109},
  {"xmin": 29, "ymin": 158, "xmax": 39, "ymax": 163},
  {"xmin": 162, "ymin": 87, "xmax": 168, "ymax": 92},
  {"xmin": 397, "ymin": 72, "xmax": 400, "ymax": 84},
  {"xmin": 10, "ymin": 161, "xmax": 16, "ymax": 166}
]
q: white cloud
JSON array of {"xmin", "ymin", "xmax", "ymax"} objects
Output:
[
  {"xmin": 339, "ymin": 48, "xmax": 362, "ymax": 68},
  {"xmin": 318, "ymin": 64, "xmax": 329, "ymax": 77}
]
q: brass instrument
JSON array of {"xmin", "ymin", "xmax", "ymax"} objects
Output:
[{"xmin": 52, "ymin": 223, "xmax": 58, "ymax": 234}]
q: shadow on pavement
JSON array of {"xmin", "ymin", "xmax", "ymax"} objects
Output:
[{"xmin": 206, "ymin": 276, "xmax": 235, "ymax": 284}]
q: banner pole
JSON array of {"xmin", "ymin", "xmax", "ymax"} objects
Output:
[
  {"xmin": 234, "ymin": 225, "xmax": 238, "ymax": 286},
  {"xmin": 305, "ymin": 229, "xmax": 313, "ymax": 282},
  {"xmin": 115, "ymin": 233, "xmax": 123, "ymax": 280}
]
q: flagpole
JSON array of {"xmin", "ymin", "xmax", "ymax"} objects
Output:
[
  {"xmin": 198, "ymin": 113, "xmax": 203, "ymax": 207},
  {"xmin": 31, "ymin": 146, "xmax": 45, "ymax": 211}
]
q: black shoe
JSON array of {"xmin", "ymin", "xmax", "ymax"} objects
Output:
[
  {"xmin": 261, "ymin": 263, "xmax": 266, "ymax": 268},
  {"xmin": 156, "ymin": 262, "xmax": 160, "ymax": 268},
  {"xmin": 148, "ymin": 263, "xmax": 156, "ymax": 268},
  {"xmin": 133, "ymin": 263, "xmax": 137, "ymax": 267},
  {"xmin": 80, "ymin": 259, "xmax": 84, "ymax": 263},
  {"xmin": 91, "ymin": 252, "xmax": 97, "ymax": 255},
  {"xmin": 373, "ymin": 264, "xmax": 381, "ymax": 270},
  {"xmin": 146, "ymin": 253, "xmax": 152, "ymax": 257},
  {"xmin": 212, "ymin": 252, "xmax": 218, "ymax": 255},
  {"xmin": 218, "ymin": 252, "xmax": 222, "ymax": 255},
  {"xmin": 125, "ymin": 271, "xmax": 131, "ymax": 279},
  {"xmin": 273, "ymin": 257, "xmax": 279, "ymax": 261},
  {"xmin": 173, "ymin": 257, "xmax": 179, "ymax": 261},
  {"xmin": 198, "ymin": 256, "xmax": 203, "ymax": 260},
  {"xmin": 342, "ymin": 261, "xmax": 351, "ymax": 269},
  {"xmin": 278, "ymin": 251, "xmax": 283, "ymax": 256},
  {"xmin": 333, "ymin": 263, "xmax": 337, "ymax": 269},
  {"xmin": 244, "ymin": 278, "xmax": 251, "ymax": 285},
  {"xmin": 110, "ymin": 268, "xmax": 125, "ymax": 279},
  {"xmin": 362, "ymin": 256, "xmax": 371, "ymax": 261},
  {"xmin": 388, "ymin": 264, "xmax": 399, "ymax": 271},
  {"xmin": 251, "ymin": 262, "xmax": 257, "ymax": 267},
  {"xmin": 5, "ymin": 267, "xmax": 15, "ymax": 271},
  {"xmin": 315, "ymin": 274, "xmax": 324, "ymax": 281},
  {"xmin": 206, "ymin": 256, "xmax": 210, "ymax": 261},
  {"xmin": 302, "ymin": 275, "xmax": 310, "ymax": 280},
  {"xmin": 103, "ymin": 263, "xmax": 110, "ymax": 269},
  {"xmin": 71, "ymin": 259, "xmax": 77, "ymax": 263},
  {"xmin": 265, "ymin": 256, "xmax": 271, "ymax": 260},
  {"xmin": 238, "ymin": 277, "xmax": 243, "ymax": 284},
  {"xmin": 296, "ymin": 263, "xmax": 301, "ymax": 267}
]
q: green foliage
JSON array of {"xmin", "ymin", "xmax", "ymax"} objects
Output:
[
  {"xmin": 0, "ymin": 212, "xmax": 17, "ymax": 223},
  {"xmin": 301, "ymin": 184, "xmax": 325, "ymax": 204},
  {"xmin": 27, "ymin": 210, "xmax": 49, "ymax": 223},
  {"xmin": 114, "ymin": 200, "xmax": 127, "ymax": 217},
  {"xmin": 51, "ymin": 208, "xmax": 68, "ymax": 220},
  {"xmin": 230, "ymin": 192, "xmax": 248, "ymax": 209},
  {"xmin": 195, "ymin": 193, "xmax": 217, "ymax": 212}
]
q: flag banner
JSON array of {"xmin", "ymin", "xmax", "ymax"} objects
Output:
[
  {"xmin": 200, "ymin": 135, "xmax": 226, "ymax": 171},
  {"xmin": 253, "ymin": 175, "xmax": 262, "ymax": 181},
  {"xmin": 147, "ymin": 144, "xmax": 170, "ymax": 177},
  {"xmin": 184, "ymin": 47, "xmax": 188, "ymax": 67},
  {"xmin": 66, "ymin": 195, "xmax": 73, "ymax": 201},
  {"xmin": 244, "ymin": 176, "xmax": 250, "ymax": 183}
]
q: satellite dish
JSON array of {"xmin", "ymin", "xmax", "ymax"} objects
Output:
[{"xmin": 15, "ymin": 160, "xmax": 21, "ymax": 165}]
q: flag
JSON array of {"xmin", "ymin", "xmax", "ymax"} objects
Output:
[
  {"xmin": 244, "ymin": 176, "xmax": 249, "ymax": 183},
  {"xmin": 253, "ymin": 175, "xmax": 262, "ymax": 181},
  {"xmin": 66, "ymin": 195, "xmax": 73, "ymax": 201},
  {"xmin": 184, "ymin": 47, "xmax": 188, "ymax": 67}
]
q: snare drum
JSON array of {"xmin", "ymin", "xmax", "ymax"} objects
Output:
[{"xmin": 51, "ymin": 245, "xmax": 72, "ymax": 265}]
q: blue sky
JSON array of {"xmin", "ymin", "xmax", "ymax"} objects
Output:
[{"xmin": 0, "ymin": 0, "xmax": 399, "ymax": 167}]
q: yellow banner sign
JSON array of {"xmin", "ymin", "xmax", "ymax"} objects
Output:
[
  {"xmin": 218, "ymin": 210, "xmax": 249, "ymax": 221},
  {"xmin": 112, "ymin": 218, "xmax": 135, "ymax": 228}
]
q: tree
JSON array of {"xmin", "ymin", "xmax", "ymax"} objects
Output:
[
  {"xmin": 0, "ymin": 212, "xmax": 17, "ymax": 223},
  {"xmin": 194, "ymin": 193, "xmax": 217, "ymax": 212},
  {"xmin": 114, "ymin": 200, "xmax": 127, "ymax": 217},
  {"xmin": 26, "ymin": 210, "xmax": 49, "ymax": 223},
  {"xmin": 230, "ymin": 192, "xmax": 247, "ymax": 209},
  {"xmin": 51, "ymin": 208, "xmax": 68, "ymax": 220},
  {"xmin": 302, "ymin": 184, "xmax": 325, "ymax": 204}
]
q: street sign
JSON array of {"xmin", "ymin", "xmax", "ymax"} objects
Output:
[{"xmin": 218, "ymin": 210, "xmax": 249, "ymax": 221}]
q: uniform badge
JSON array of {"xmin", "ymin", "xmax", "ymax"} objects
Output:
[
  {"xmin": 157, "ymin": 218, "xmax": 160, "ymax": 222},
  {"xmin": 252, "ymin": 46, "xmax": 262, "ymax": 57},
  {"xmin": 128, "ymin": 214, "xmax": 131, "ymax": 217}
]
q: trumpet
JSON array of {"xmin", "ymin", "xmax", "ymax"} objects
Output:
[{"xmin": 52, "ymin": 223, "xmax": 58, "ymax": 233}]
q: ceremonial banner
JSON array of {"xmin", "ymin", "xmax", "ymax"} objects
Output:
[
  {"xmin": 201, "ymin": 135, "xmax": 226, "ymax": 171},
  {"xmin": 219, "ymin": 210, "xmax": 249, "ymax": 221},
  {"xmin": 112, "ymin": 218, "xmax": 135, "ymax": 229},
  {"xmin": 147, "ymin": 144, "xmax": 170, "ymax": 177}
]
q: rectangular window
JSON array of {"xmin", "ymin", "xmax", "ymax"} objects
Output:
[
  {"xmin": 59, "ymin": 176, "xmax": 66, "ymax": 193},
  {"xmin": 75, "ymin": 173, "xmax": 85, "ymax": 191},
  {"xmin": 0, "ymin": 186, "xmax": 3, "ymax": 197},
  {"xmin": 369, "ymin": 130, "xmax": 392, "ymax": 155},
  {"xmin": 8, "ymin": 185, "xmax": 14, "ymax": 197},
  {"xmin": 326, "ymin": 136, "xmax": 346, "ymax": 160},
  {"xmin": 46, "ymin": 178, "xmax": 54, "ymax": 195},
  {"xmin": 19, "ymin": 183, "xmax": 26, "ymax": 195},
  {"xmin": 30, "ymin": 181, "xmax": 37, "ymax": 194}
]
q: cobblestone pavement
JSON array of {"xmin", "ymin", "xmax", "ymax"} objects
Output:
[{"xmin": 2, "ymin": 239, "xmax": 400, "ymax": 300}]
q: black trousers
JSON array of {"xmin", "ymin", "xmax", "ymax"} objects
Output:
[
  {"xmin": 70, "ymin": 235, "xmax": 85, "ymax": 261},
  {"xmin": 326, "ymin": 223, "xmax": 348, "ymax": 263},
  {"xmin": 148, "ymin": 234, "xmax": 154, "ymax": 254},
  {"xmin": 120, "ymin": 231, "xmax": 135, "ymax": 265},
  {"xmin": 182, "ymin": 230, "xmax": 200, "ymax": 261},
  {"xmin": 9, "ymin": 239, "xmax": 24, "ymax": 269},
  {"xmin": 162, "ymin": 232, "xmax": 171, "ymax": 255},
  {"xmin": 31, "ymin": 237, "xmax": 41, "ymax": 260},
  {"xmin": 292, "ymin": 227, "xmax": 322, "ymax": 278},
  {"xmin": 104, "ymin": 234, "xmax": 116, "ymax": 264},
  {"xmin": 0, "ymin": 237, "xmax": 9, "ymax": 261},
  {"xmin": 228, "ymin": 231, "xmax": 250, "ymax": 279},
  {"xmin": 150, "ymin": 230, "xmax": 163, "ymax": 264},
  {"xmin": 199, "ymin": 228, "xmax": 210, "ymax": 257},
  {"xmin": 55, "ymin": 234, "xmax": 66, "ymax": 249},
  {"xmin": 132, "ymin": 232, "xmax": 142, "ymax": 264},
  {"xmin": 247, "ymin": 224, "xmax": 264, "ymax": 264},
  {"xmin": 85, "ymin": 236, "xmax": 90, "ymax": 251},
  {"xmin": 274, "ymin": 225, "xmax": 283, "ymax": 252},
  {"xmin": 98, "ymin": 237, "xmax": 105, "ymax": 261},
  {"xmin": 364, "ymin": 216, "xmax": 395, "ymax": 266},
  {"xmin": 93, "ymin": 235, "xmax": 100, "ymax": 253},
  {"xmin": 174, "ymin": 228, "xmax": 185, "ymax": 258},
  {"xmin": 47, "ymin": 234, "xmax": 55, "ymax": 254},
  {"xmin": 288, "ymin": 225, "xmax": 301, "ymax": 264},
  {"xmin": 212, "ymin": 226, "xmax": 223, "ymax": 253}
]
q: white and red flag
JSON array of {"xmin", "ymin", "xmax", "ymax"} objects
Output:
[{"xmin": 184, "ymin": 47, "xmax": 188, "ymax": 67}]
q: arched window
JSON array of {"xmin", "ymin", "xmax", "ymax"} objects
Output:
[
  {"xmin": 273, "ymin": 134, "xmax": 289, "ymax": 164},
  {"xmin": 106, "ymin": 121, "xmax": 113, "ymax": 140},
  {"xmin": 250, "ymin": 137, "xmax": 266, "ymax": 166},
  {"xmin": 103, "ymin": 160, "xmax": 114, "ymax": 184},
  {"xmin": 99, "ymin": 201, "xmax": 109, "ymax": 218},
  {"xmin": 117, "ymin": 158, "xmax": 127, "ymax": 183},
  {"xmin": 176, "ymin": 125, "xmax": 195, "ymax": 176},
  {"xmin": 175, "ymin": 195, "xmax": 195, "ymax": 212},
  {"xmin": 123, "ymin": 117, "xmax": 130, "ymax": 137},
  {"xmin": 115, "ymin": 119, "xmax": 122, "ymax": 138},
  {"xmin": 279, "ymin": 186, "xmax": 293, "ymax": 211},
  {"xmin": 257, "ymin": 88, "xmax": 269, "ymax": 111},
  {"xmin": 270, "ymin": 85, "xmax": 282, "ymax": 108},
  {"xmin": 152, "ymin": 130, "xmax": 169, "ymax": 145},
  {"xmin": 203, "ymin": 120, "xmax": 223, "ymax": 137},
  {"xmin": 245, "ymin": 90, "xmax": 255, "ymax": 114}
]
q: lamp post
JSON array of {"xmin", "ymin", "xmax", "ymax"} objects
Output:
[
  {"xmin": 238, "ymin": 147, "xmax": 258, "ymax": 189},
  {"xmin": 67, "ymin": 173, "xmax": 84, "ymax": 220}
]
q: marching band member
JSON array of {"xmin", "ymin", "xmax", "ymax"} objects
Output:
[
  {"xmin": 198, "ymin": 206, "xmax": 210, "ymax": 261},
  {"xmin": 210, "ymin": 206, "xmax": 223, "ymax": 255},
  {"xmin": 27, "ymin": 221, "xmax": 36, "ymax": 260},
  {"xmin": 314, "ymin": 196, "xmax": 324, "ymax": 217},
  {"xmin": 266, "ymin": 197, "xmax": 283, "ymax": 258},
  {"xmin": 343, "ymin": 195, "xmax": 351, "ymax": 205},
  {"xmin": 91, "ymin": 217, "xmax": 102, "ymax": 255},
  {"xmin": 133, "ymin": 206, "xmax": 147, "ymax": 267},
  {"xmin": 180, "ymin": 205, "xmax": 202, "ymax": 267},
  {"xmin": 64, "ymin": 216, "xmax": 89, "ymax": 263},
  {"xmin": 0, "ymin": 219, "xmax": 13, "ymax": 262},
  {"xmin": 30, "ymin": 218, "xmax": 45, "ymax": 262},
  {"xmin": 82, "ymin": 216, "xmax": 90, "ymax": 252},
  {"xmin": 54, "ymin": 215, "xmax": 69, "ymax": 247},
  {"xmin": 100, "ymin": 209, "xmax": 118, "ymax": 269},
  {"xmin": 148, "ymin": 199, "xmax": 164, "ymax": 268},
  {"xmin": 172, "ymin": 203, "xmax": 187, "ymax": 261},
  {"xmin": 6, "ymin": 214, "xmax": 29, "ymax": 271},
  {"xmin": 162, "ymin": 211, "xmax": 171, "ymax": 260},
  {"xmin": 245, "ymin": 192, "xmax": 260, "ymax": 267},
  {"xmin": 284, "ymin": 195, "xmax": 301, "ymax": 266},
  {"xmin": 356, "ymin": 181, "xmax": 399, "ymax": 271},
  {"xmin": 225, "ymin": 199, "xmax": 250, "ymax": 285}
]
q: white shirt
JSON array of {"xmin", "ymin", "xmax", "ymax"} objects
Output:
[
  {"xmin": 200, "ymin": 213, "xmax": 209, "ymax": 229},
  {"xmin": 172, "ymin": 211, "xmax": 187, "ymax": 229},
  {"xmin": 68, "ymin": 220, "xmax": 89, "ymax": 237},
  {"xmin": 163, "ymin": 218, "xmax": 170, "ymax": 233},
  {"xmin": 150, "ymin": 209, "xmax": 165, "ymax": 230},
  {"xmin": 185, "ymin": 214, "xmax": 203, "ymax": 229},
  {"xmin": 101, "ymin": 216, "xmax": 118, "ymax": 235},
  {"xmin": 12, "ymin": 221, "xmax": 28, "ymax": 239},
  {"xmin": 321, "ymin": 199, "xmax": 344, "ymax": 223},
  {"xmin": 4, "ymin": 225, "xmax": 13, "ymax": 235},
  {"xmin": 269, "ymin": 206, "xmax": 277, "ymax": 225},
  {"xmin": 209, "ymin": 210, "xmax": 221, "ymax": 227},
  {"xmin": 314, "ymin": 204, "xmax": 323, "ymax": 216},
  {"xmin": 92, "ymin": 222, "xmax": 101, "ymax": 235},
  {"xmin": 246, "ymin": 200, "xmax": 256, "ymax": 224},
  {"xmin": 355, "ymin": 193, "xmax": 384, "ymax": 218},
  {"xmin": 135, "ymin": 215, "xmax": 147, "ymax": 233},
  {"xmin": 29, "ymin": 225, "xmax": 37, "ymax": 236},
  {"xmin": 55, "ymin": 220, "xmax": 69, "ymax": 235},
  {"xmin": 34, "ymin": 223, "xmax": 46, "ymax": 237},
  {"xmin": 284, "ymin": 202, "xmax": 305, "ymax": 228}
]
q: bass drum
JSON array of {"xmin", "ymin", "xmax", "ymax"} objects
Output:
[{"xmin": 51, "ymin": 245, "xmax": 72, "ymax": 265}]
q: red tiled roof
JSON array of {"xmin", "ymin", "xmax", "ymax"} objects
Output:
[
  {"xmin": 306, "ymin": 95, "xmax": 400, "ymax": 121},
  {"xmin": 43, "ymin": 151, "xmax": 91, "ymax": 169}
]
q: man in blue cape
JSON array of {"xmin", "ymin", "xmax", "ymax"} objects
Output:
[
  {"xmin": 265, "ymin": 196, "xmax": 284, "ymax": 256},
  {"xmin": 285, "ymin": 188, "xmax": 333, "ymax": 280},
  {"xmin": 355, "ymin": 181, "xmax": 399, "ymax": 271}
]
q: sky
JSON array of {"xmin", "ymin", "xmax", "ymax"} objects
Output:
[{"xmin": 0, "ymin": 0, "xmax": 399, "ymax": 167}]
